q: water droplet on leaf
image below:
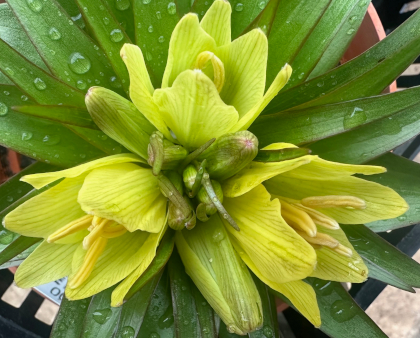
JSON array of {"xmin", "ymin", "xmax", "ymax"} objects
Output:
[
  {"xmin": 0, "ymin": 229, "xmax": 14, "ymax": 245},
  {"xmin": 258, "ymin": 1, "xmax": 266, "ymax": 9},
  {"xmin": 34, "ymin": 78, "xmax": 47, "ymax": 90},
  {"xmin": 330, "ymin": 300, "xmax": 357, "ymax": 322},
  {"xmin": 43, "ymin": 134, "xmax": 61, "ymax": 145},
  {"xmin": 167, "ymin": 2, "xmax": 176, "ymax": 15},
  {"xmin": 92, "ymin": 308, "xmax": 112, "ymax": 324},
  {"xmin": 0, "ymin": 102, "xmax": 8, "ymax": 116},
  {"xmin": 343, "ymin": 107, "xmax": 367, "ymax": 130},
  {"xmin": 115, "ymin": 0, "xmax": 131, "ymax": 10},
  {"xmin": 22, "ymin": 132, "xmax": 33, "ymax": 141},
  {"xmin": 76, "ymin": 80, "xmax": 87, "ymax": 90},
  {"xmin": 347, "ymin": 28, "xmax": 355, "ymax": 35},
  {"xmin": 235, "ymin": 3, "xmax": 244, "ymax": 11},
  {"xmin": 26, "ymin": 0, "xmax": 43, "ymax": 13},
  {"xmin": 158, "ymin": 36, "xmax": 165, "ymax": 43},
  {"xmin": 48, "ymin": 27, "xmax": 62, "ymax": 40},
  {"xmin": 68, "ymin": 52, "xmax": 91, "ymax": 74},
  {"xmin": 110, "ymin": 29, "xmax": 124, "ymax": 42},
  {"xmin": 120, "ymin": 326, "xmax": 135, "ymax": 338},
  {"xmin": 148, "ymin": 25, "xmax": 154, "ymax": 33}
]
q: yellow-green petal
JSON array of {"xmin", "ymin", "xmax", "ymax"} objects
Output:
[
  {"xmin": 232, "ymin": 64, "xmax": 292, "ymax": 131},
  {"xmin": 78, "ymin": 163, "xmax": 167, "ymax": 233},
  {"xmin": 224, "ymin": 184, "xmax": 316, "ymax": 283},
  {"xmin": 21, "ymin": 153, "xmax": 144, "ymax": 189},
  {"xmin": 111, "ymin": 224, "xmax": 167, "ymax": 306},
  {"xmin": 310, "ymin": 226, "xmax": 368, "ymax": 283},
  {"xmin": 4, "ymin": 176, "xmax": 87, "ymax": 242},
  {"xmin": 265, "ymin": 174, "xmax": 408, "ymax": 224},
  {"xmin": 120, "ymin": 44, "xmax": 171, "ymax": 139},
  {"xmin": 153, "ymin": 69, "xmax": 238, "ymax": 150},
  {"xmin": 85, "ymin": 86, "xmax": 156, "ymax": 159},
  {"xmin": 218, "ymin": 29, "xmax": 267, "ymax": 118},
  {"xmin": 200, "ymin": 0, "xmax": 231, "ymax": 46},
  {"xmin": 222, "ymin": 155, "xmax": 312, "ymax": 198},
  {"xmin": 66, "ymin": 230, "xmax": 150, "ymax": 300},
  {"xmin": 162, "ymin": 13, "xmax": 217, "ymax": 88},
  {"xmin": 238, "ymin": 250, "xmax": 321, "ymax": 327},
  {"xmin": 176, "ymin": 215, "xmax": 262, "ymax": 335},
  {"xmin": 15, "ymin": 240, "xmax": 79, "ymax": 289}
]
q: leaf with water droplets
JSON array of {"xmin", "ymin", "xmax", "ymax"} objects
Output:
[
  {"xmin": 133, "ymin": 0, "xmax": 180, "ymax": 87},
  {"xmin": 342, "ymin": 224, "xmax": 420, "ymax": 292},
  {"xmin": 7, "ymin": 0, "xmax": 123, "ymax": 95},
  {"xmin": 251, "ymin": 85, "xmax": 420, "ymax": 148},
  {"xmin": 76, "ymin": 0, "xmax": 131, "ymax": 94}
]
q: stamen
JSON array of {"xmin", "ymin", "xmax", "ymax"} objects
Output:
[
  {"xmin": 68, "ymin": 237, "xmax": 108, "ymax": 289},
  {"xmin": 83, "ymin": 218, "xmax": 114, "ymax": 250},
  {"xmin": 333, "ymin": 244, "xmax": 353, "ymax": 257},
  {"xmin": 293, "ymin": 203, "xmax": 339, "ymax": 230},
  {"xmin": 101, "ymin": 223, "xmax": 127, "ymax": 238},
  {"xmin": 298, "ymin": 231, "xmax": 339, "ymax": 249},
  {"xmin": 195, "ymin": 51, "xmax": 225, "ymax": 92},
  {"xmin": 301, "ymin": 195, "xmax": 366, "ymax": 210},
  {"xmin": 280, "ymin": 201, "xmax": 317, "ymax": 237},
  {"xmin": 47, "ymin": 215, "xmax": 93, "ymax": 243}
]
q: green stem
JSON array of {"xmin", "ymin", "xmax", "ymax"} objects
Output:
[{"xmin": 178, "ymin": 138, "xmax": 215, "ymax": 172}]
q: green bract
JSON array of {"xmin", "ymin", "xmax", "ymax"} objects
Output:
[{"xmin": 1, "ymin": 0, "xmax": 420, "ymax": 337}]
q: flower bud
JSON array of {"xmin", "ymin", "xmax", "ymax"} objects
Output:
[
  {"xmin": 168, "ymin": 197, "xmax": 196, "ymax": 231},
  {"xmin": 197, "ymin": 131, "xmax": 258, "ymax": 180},
  {"xmin": 166, "ymin": 171, "xmax": 183, "ymax": 195},
  {"xmin": 183, "ymin": 164, "xmax": 198, "ymax": 190},
  {"xmin": 197, "ymin": 180, "xmax": 223, "ymax": 216}
]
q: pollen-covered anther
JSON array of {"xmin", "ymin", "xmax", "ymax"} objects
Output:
[
  {"xmin": 301, "ymin": 195, "xmax": 367, "ymax": 210},
  {"xmin": 293, "ymin": 203, "xmax": 339, "ymax": 230},
  {"xmin": 68, "ymin": 236, "xmax": 108, "ymax": 289},
  {"xmin": 195, "ymin": 51, "xmax": 225, "ymax": 92},
  {"xmin": 280, "ymin": 201, "xmax": 317, "ymax": 237},
  {"xmin": 47, "ymin": 215, "xmax": 93, "ymax": 243},
  {"xmin": 83, "ymin": 217, "xmax": 117, "ymax": 250},
  {"xmin": 298, "ymin": 231, "xmax": 353, "ymax": 258},
  {"xmin": 333, "ymin": 244, "xmax": 353, "ymax": 257}
]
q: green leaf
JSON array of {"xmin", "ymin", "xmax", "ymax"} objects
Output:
[
  {"xmin": 0, "ymin": 236, "xmax": 41, "ymax": 268},
  {"xmin": 265, "ymin": 8, "xmax": 420, "ymax": 113},
  {"xmin": 283, "ymin": 0, "xmax": 370, "ymax": 89},
  {"xmin": 115, "ymin": 272, "xmax": 164, "ymax": 338},
  {"xmin": 137, "ymin": 269, "xmax": 175, "ymax": 338},
  {"xmin": 103, "ymin": 0, "xmax": 136, "ymax": 42},
  {"xmin": 250, "ymin": 86, "xmax": 420, "ymax": 148},
  {"xmin": 241, "ymin": 0, "xmax": 281, "ymax": 37},
  {"xmin": 125, "ymin": 229, "xmax": 175, "ymax": 300},
  {"xmin": 12, "ymin": 105, "xmax": 98, "ymax": 130},
  {"xmin": 0, "ymin": 39, "xmax": 86, "ymax": 106},
  {"xmin": 273, "ymin": 279, "xmax": 387, "ymax": 338},
  {"xmin": 342, "ymin": 224, "xmax": 420, "ymax": 292},
  {"xmin": 0, "ymin": 85, "xmax": 105, "ymax": 166},
  {"xmin": 0, "ymin": 240, "xmax": 39, "ymax": 269},
  {"xmin": 363, "ymin": 153, "xmax": 420, "ymax": 232},
  {"xmin": 0, "ymin": 3, "xmax": 48, "ymax": 71},
  {"xmin": 191, "ymin": 285, "xmax": 218, "ymax": 338},
  {"xmin": 7, "ymin": 0, "xmax": 123, "ymax": 95},
  {"xmin": 308, "ymin": 101, "xmax": 420, "ymax": 164},
  {"xmin": 265, "ymin": 0, "xmax": 330, "ymax": 87},
  {"xmin": 50, "ymin": 296, "xmax": 92, "ymax": 338},
  {"xmin": 133, "ymin": 0, "xmax": 180, "ymax": 88},
  {"xmin": 65, "ymin": 125, "xmax": 126, "ymax": 155},
  {"xmin": 191, "ymin": 0, "xmax": 214, "ymax": 21},
  {"xmin": 80, "ymin": 286, "xmax": 121, "ymax": 338},
  {"xmin": 229, "ymin": 0, "xmax": 267, "ymax": 39},
  {"xmin": 76, "ymin": 0, "xmax": 131, "ymax": 94}
]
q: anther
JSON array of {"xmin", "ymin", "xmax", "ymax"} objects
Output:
[
  {"xmin": 47, "ymin": 215, "xmax": 93, "ymax": 243},
  {"xmin": 293, "ymin": 203, "xmax": 339, "ymax": 230},
  {"xmin": 280, "ymin": 201, "xmax": 317, "ymax": 237},
  {"xmin": 301, "ymin": 195, "xmax": 366, "ymax": 210}
]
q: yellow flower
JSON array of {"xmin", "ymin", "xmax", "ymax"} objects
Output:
[{"xmin": 2, "ymin": 0, "xmax": 409, "ymax": 335}]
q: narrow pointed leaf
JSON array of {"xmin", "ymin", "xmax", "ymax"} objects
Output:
[
  {"xmin": 241, "ymin": 0, "xmax": 281, "ymax": 36},
  {"xmin": 76, "ymin": 0, "xmax": 131, "ymax": 93},
  {"xmin": 229, "ymin": 0, "xmax": 267, "ymax": 39},
  {"xmin": 363, "ymin": 153, "xmax": 420, "ymax": 232},
  {"xmin": 50, "ymin": 296, "xmax": 92, "ymax": 338},
  {"xmin": 0, "ymin": 3, "xmax": 47, "ymax": 71},
  {"xmin": 265, "ymin": 8, "xmax": 420, "ymax": 113},
  {"xmin": 0, "ymin": 235, "xmax": 41, "ymax": 266},
  {"xmin": 125, "ymin": 229, "xmax": 175, "ymax": 300},
  {"xmin": 0, "ymin": 86, "xmax": 104, "ymax": 166},
  {"xmin": 12, "ymin": 105, "xmax": 98, "ymax": 129},
  {"xmin": 0, "ymin": 39, "xmax": 85, "ymax": 106},
  {"xmin": 342, "ymin": 224, "xmax": 420, "ymax": 290},
  {"xmin": 308, "ymin": 103, "xmax": 420, "ymax": 164},
  {"xmin": 137, "ymin": 270, "xmax": 175, "ymax": 338},
  {"xmin": 115, "ymin": 272, "xmax": 163, "ymax": 338},
  {"xmin": 7, "ymin": 0, "xmax": 123, "ymax": 94},
  {"xmin": 133, "ymin": 0, "xmax": 180, "ymax": 87},
  {"xmin": 283, "ymin": 0, "xmax": 370, "ymax": 89},
  {"xmin": 80, "ymin": 286, "xmax": 121, "ymax": 338},
  {"xmin": 273, "ymin": 279, "xmax": 387, "ymax": 338},
  {"xmin": 191, "ymin": 285, "xmax": 218, "ymax": 338},
  {"xmin": 103, "ymin": 0, "xmax": 136, "ymax": 42},
  {"xmin": 250, "ymin": 86, "xmax": 420, "ymax": 148}
]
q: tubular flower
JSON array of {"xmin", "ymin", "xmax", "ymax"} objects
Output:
[{"xmin": 2, "ymin": 0, "xmax": 409, "ymax": 335}]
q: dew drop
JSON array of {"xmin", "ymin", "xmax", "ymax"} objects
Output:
[
  {"xmin": 68, "ymin": 52, "xmax": 91, "ymax": 74},
  {"xmin": 21, "ymin": 95, "xmax": 29, "ymax": 102},
  {"xmin": 0, "ymin": 229, "xmax": 14, "ymax": 245},
  {"xmin": 359, "ymin": 0, "xmax": 367, "ymax": 7},
  {"xmin": 103, "ymin": 17, "xmax": 110, "ymax": 25},
  {"xmin": 92, "ymin": 308, "xmax": 112, "ymax": 324},
  {"xmin": 235, "ymin": 3, "xmax": 244, "ymax": 11},
  {"xmin": 80, "ymin": 153, "xmax": 86, "ymax": 159},
  {"xmin": 26, "ymin": 0, "xmax": 43, "ymax": 13},
  {"xmin": 120, "ymin": 326, "xmax": 135, "ymax": 338},
  {"xmin": 110, "ymin": 28, "xmax": 124, "ymax": 42},
  {"xmin": 311, "ymin": 279, "xmax": 334, "ymax": 296},
  {"xmin": 258, "ymin": 0, "xmax": 266, "ymax": 9},
  {"xmin": 148, "ymin": 25, "xmax": 154, "ymax": 33},
  {"xmin": 48, "ymin": 27, "xmax": 62, "ymax": 40},
  {"xmin": 343, "ymin": 107, "xmax": 367, "ymax": 130},
  {"xmin": 21, "ymin": 132, "xmax": 33, "ymax": 141},
  {"xmin": 95, "ymin": 79, "xmax": 101, "ymax": 84},
  {"xmin": 43, "ymin": 134, "xmax": 61, "ymax": 145},
  {"xmin": 156, "ymin": 11, "xmax": 162, "ymax": 19},
  {"xmin": 146, "ymin": 51, "xmax": 153, "ymax": 61},
  {"xmin": 349, "ymin": 15, "xmax": 358, "ymax": 24},
  {"xmin": 110, "ymin": 76, "xmax": 122, "ymax": 89},
  {"xmin": 158, "ymin": 35, "xmax": 165, "ymax": 43},
  {"xmin": 115, "ymin": 0, "xmax": 131, "ymax": 10},
  {"xmin": 398, "ymin": 214, "xmax": 407, "ymax": 222},
  {"xmin": 212, "ymin": 230, "xmax": 224, "ymax": 243},
  {"xmin": 6, "ymin": 196, "xmax": 13, "ymax": 203},
  {"xmin": 330, "ymin": 300, "xmax": 357, "ymax": 322},
  {"xmin": 317, "ymin": 81, "xmax": 324, "ymax": 87},
  {"xmin": 298, "ymin": 72, "xmax": 305, "ymax": 79},
  {"xmin": 76, "ymin": 80, "xmax": 87, "ymax": 90},
  {"xmin": 34, "ymin": 77, "xmax": 47, "ymax": 91},
  {"xmin": 0, "ymin": 102, "xmax": 8, "ymax": 116},
  {"xmin": 167, "ymin": 2, "xmax": 176, "ymax": 15},
  {"xmin": 5, "ymin": 67, "xmax": 14, "ymax": 76},
  {"xmin": 158, "ymin": 306, "xmax": 174, "ymax": 329},
  {"xmin": 263, "ymin": 326, "xmax": 274, "ymax": 337},
  {"xmin": 347, "ymin": 28, "xmax": 355, "ymax": 35},
  {"xmin": 3, "ymin": 91, "xmax": 10, "ymax": 96}
]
